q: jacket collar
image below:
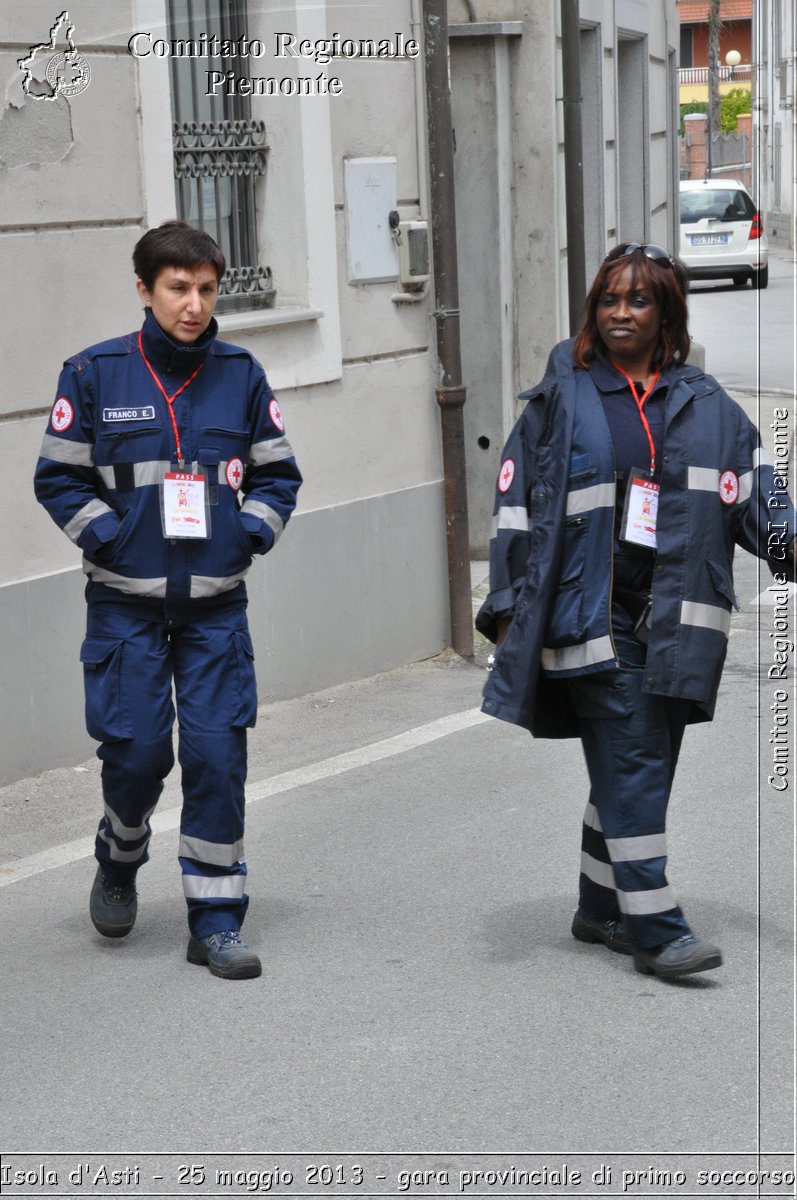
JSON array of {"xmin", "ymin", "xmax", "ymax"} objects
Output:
[
  {"xmin": 589, "ymin": 348, "xmax": 674, "ymax": 396},
  {"xmin": 140, "ymin": 308, "xmax": 218, "ymax": 376}
]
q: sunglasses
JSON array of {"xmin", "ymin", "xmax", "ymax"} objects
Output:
[{"xmin": 605, "ymin": 242, "xmax": 674, "ymax": 268}]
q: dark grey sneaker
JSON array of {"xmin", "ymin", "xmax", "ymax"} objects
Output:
[
  {"xmin": 571, "ymin": 908, "xmax": 633, "ymax": 955},
  {"xmin": 186, "ymin": 930, "xmax": 262, "ymax": 980},
  {"xmin": 90, "ymin": 867, "xmax": 137, "ymax": 938},
  {"xmin": 633, "ymin": 933, "xmax": 722, "ymax": 978}
]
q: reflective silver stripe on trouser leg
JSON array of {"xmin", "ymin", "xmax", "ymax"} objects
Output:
[
  {"xmin": 179, "ymin": 835, "xmax": 245, "ymax": 869},
  {"xmin": 579, "ymin": 803, "xmax": 619, "ymax": 919},
  {"xmin": 579, "ymin": 850, "xmax": 678, "ymax": 916},
  {"xmin": 180, "ymin": 837, "xmax": 248, "ymax": 905},
  {"xmin": 604, "ymin": 834, "xmax": 677, "ymax": 915},
  {"xmin": 97, "ymin": 801, "xmax": 157, "ymax": 865}
]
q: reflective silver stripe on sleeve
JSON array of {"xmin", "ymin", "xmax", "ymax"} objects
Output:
[
  {"xmin": 491, "ymin": 507, "xmax": 531, "ymax": 539},
  {"xmin": 240, "ymin": 499, "xmax": 285, "ymax": 540},
  {"xmin": 688, "ymin": 465, "xmax": 751, "ymax": 503},
  {"xmin": 755, "ymin": 447, "xmax": 774, "ymax": 469},
  {"xmin": 103, "ymin": 802, "xmax": 157, "ymax": 842},
  {"xmin": 680, "ymin": 600, "xmax": 731, "ymax": 636},
  {"xmin": 182, "ymin": 874, "xmax": 247, "ymax": 900},
  {"xmin": 63, "ymin": 498, "xmax": 115, "ymax": 544},
  {"xmin": 40, "ymin": 433, "xmax": 94, "ymax": 467},
  {"xmin": 617, "ymin": 884, "xmax": 678, "ymax": 917},
  {"xmin": 541, "ymin": 635, "xmax": 615, "ymax": 672},
  {"xmin": 82, "ymin": 562, "xmax": 168, "ymax": 597},
  {"xmin": 687, "ymin": 466, "xmax": 718, "ymax": 492},
  {"xmin": 95, "ymin": 460, "xmax": 172, "ymax": 489},
  {"xmin": 190, "ymin": 572, "xmax": 249, "ymax": 599},
  {"xmin": 249, "ymin": 436, "xmax": 295, "ymax": 467},
  {"xmin": 605, "ymin": 833, "xmax": 668, "ymax": 863},
  {"xmin": 179, "ymin": 835, "xmax": 245, "ymax": 868},
  {"xmin": 583, "ymin": 802, "xmax": 603, "ymax": 832},
  {"xmin": 97, "ymin": 830, "xmax": 149, "ymax": 864},
  {"xmin": 566, "ymin": 481, "xmax": 614, "ymax": 516}
]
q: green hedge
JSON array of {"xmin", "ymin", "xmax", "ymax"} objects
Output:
[{"xmin": 679, "ymin": 87, "xmax": 752, "ymax": 136}]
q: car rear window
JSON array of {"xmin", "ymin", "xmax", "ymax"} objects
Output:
[{"xmin": 680, "ymin": 189, "xmax": 756, "ymax": 223}]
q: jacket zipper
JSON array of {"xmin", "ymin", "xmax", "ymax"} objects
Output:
[{"xmin": 608, "ymin": 476, "xmax": 618, "ymax": 663}]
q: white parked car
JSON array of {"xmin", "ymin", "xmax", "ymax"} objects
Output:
[{"xmin": 679, "ymin": 178, "xmax": 768, "ymax": 289}]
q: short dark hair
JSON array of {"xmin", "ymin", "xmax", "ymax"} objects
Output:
[
  {"xmin": 132, "ymin": 220, "xmax": 226, "ymax": 290},
  {"xmin": 573, "ymin": 244, "xmax": 691, "ymax": 370}
]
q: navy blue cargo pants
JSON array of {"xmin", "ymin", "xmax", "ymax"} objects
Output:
[
  {"xmin": 565, "ymin": 608, "xmax": 693, "ymax": 950},
  {"xmin": 80, "ymin": 600, "xmax": 257, "ymax": 939}
]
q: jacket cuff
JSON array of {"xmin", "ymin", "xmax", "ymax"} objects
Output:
[
  {"xmin": 475, "ymin": 585, "xmax": 516, "ymax": 642},
  {"xmin": 78, "ymin": 511, "xmax": 122, "ymax": 560},
  {"xmin": 239, "ymin": 510, "xmax": 275, "ymax": 555}
]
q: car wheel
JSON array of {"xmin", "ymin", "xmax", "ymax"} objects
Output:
[{"xmin": 752, "ymin": 264, "xmax": 769, "ymax": 290}]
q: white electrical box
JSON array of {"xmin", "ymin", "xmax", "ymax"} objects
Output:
[
  {"xmin": 398, "ymin": 221, "xmax": 430, "ymax": 287},
  {"xmin": 344, "ymin": 157, "xmax": 399, "ymax": 284}
]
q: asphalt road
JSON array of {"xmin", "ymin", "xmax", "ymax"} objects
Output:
[
  {"xmin": 688, "ymin": 242, "xmax": 795, "ymax": 394},
  {"xmin": 1, "ymin": 556, "xmax": 794, "ymax": 1185}
]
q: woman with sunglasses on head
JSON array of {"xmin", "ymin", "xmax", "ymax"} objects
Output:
[{"xmin": 476, "ymin": 242, "xmax": 796, "ymax": 980}]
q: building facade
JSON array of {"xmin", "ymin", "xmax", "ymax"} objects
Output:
[
  {"xmin": 753, "ymin": 0, "xmax": 795, "ymax": 246},
  {"xmin": 447, "ymin": 0, "xmax": 682, "ymax": 553}
]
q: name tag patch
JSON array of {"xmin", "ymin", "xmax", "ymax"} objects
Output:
[{"xmin": 103, "ymin": 406, "xmax": 156, "ymax": 422}]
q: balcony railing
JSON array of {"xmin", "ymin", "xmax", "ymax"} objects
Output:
[{"xmin": 678, "ymin": 65, "xmax": 752, "ymax": 84}]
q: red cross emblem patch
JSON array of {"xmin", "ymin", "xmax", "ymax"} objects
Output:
[
  {"xmin": 225, "ymin": 458, "xmax": 244, "ymax": 491},
  {"xmin": 269, "ymin": 397, "xmax": 284, "ymax": 432},
  {"xmin": 498, "ymin": 458, "xmax": 515, "ymax": 494},
  {"xmin": 719, "ymin": 469, "xmax": 739, "ymax": 505},
  {"xmin": 51, "ymin": 397, "xmax": 74, "ymax": 433}
]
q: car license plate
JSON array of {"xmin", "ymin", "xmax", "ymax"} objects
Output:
[{"xmin": 691, "ymin": 233, "xmax": 729, "ymax": 245}]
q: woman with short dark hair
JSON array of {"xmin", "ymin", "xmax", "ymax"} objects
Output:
[
  {"xmin": 477, "ymin": 242, "xmax": 795, "ymax": 979},
  {"xmin": 35, "ymin": 220, "xmax": 302, "ymax": 980}
]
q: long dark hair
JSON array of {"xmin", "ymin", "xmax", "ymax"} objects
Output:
[{"xmin": 573, "ymin": 243, "xmax": 691, "ymax": 369}]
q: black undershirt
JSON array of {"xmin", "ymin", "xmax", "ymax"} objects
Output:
[{"xmin": 598, "ymin": 374, "xmax": 667, "ymax": 596}]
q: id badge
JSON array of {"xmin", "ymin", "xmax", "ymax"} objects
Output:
[
  {"xmin": 620, "ymin": 468, "xmax": 659, "ymax": 551},
  {"xmin": 160, "ymin": 472, "xmax": 211, "ymax": 539}
]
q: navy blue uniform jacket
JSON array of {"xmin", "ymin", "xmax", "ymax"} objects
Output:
[
  {"xmin": 34, "ymin": 311, "xmax": 302, "ymax": 613},
  {"xmin": 476, "ymin": 339, "xmax": 795, "ymax": 738}
]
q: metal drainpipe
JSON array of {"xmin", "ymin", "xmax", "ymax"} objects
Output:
[
  {"xmin": 560, "ymin": 0, "xmax": 587, "ymax": 334},
  {"xmin": 423, "ymin": 0, "xmax": 474, "ymax": 660}
]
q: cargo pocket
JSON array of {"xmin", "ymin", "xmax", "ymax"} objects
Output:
[
  {"xmin": 545, "ymin": 517, "xmax": 588, "ymax": 647},
  {"xmin": 231, "ymin": 629, "xmax": 258, "ymax": 728},
  {"xmin": 567, "ymin": 669, "xmax": 637, "ymax": 720},
  {"xmin": 80, "ymin": 636, "xmax": 131, "ymax": 742},
  {"xmin": 707, "ymin": 558, "xmax": 739, "ymax": 610}
]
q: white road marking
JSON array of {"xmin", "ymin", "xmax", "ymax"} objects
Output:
[
  {"xmin": 750, "ymin": 582, "xmax": 797, "ymax": 607},
  {"xmin": 0, "ymin": 708, "xmax": 492, "ymax": 888}
]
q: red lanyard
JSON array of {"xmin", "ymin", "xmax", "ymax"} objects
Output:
[
  {"xmin": 138, "ymin": 330, "xmax": 204, "ymax": 467},
  {"xmin": 610, "ymin": 359, "xmax": 660, "ymax": 476}
]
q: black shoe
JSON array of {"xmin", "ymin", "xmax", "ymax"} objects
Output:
[
  {"xmin": 633, "ymin": 933, "xmax": 722, "ymax": 978},
  {"xmin": 90, "ymin": 867, "xmax": 137, "ymax": 938},
  {"xmin": 571, "ymin": 908, "xmax": 633, "ymax": 955},
  {"xmin": 186, "ymin": 930, "xmax": 262, "ymax": 980}
]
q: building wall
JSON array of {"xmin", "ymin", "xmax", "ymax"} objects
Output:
[
  {"xmin": 449, "ymin": 0, "xmax": 681, "ymax": 554},
  {"xmin": 753, "ymin": 0, "xmax": 795, "ymax": 247},
  {"xmin": 0, "ymin": 0, "xmax": 450, "ymax": 784},
  {"xmin": 686, "ymin": 20, "xmax": 752, "ymax": 67}
]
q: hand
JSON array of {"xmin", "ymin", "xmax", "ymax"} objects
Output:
[{"xmin": 496, "ymin": 616, "xmax": 511, "ymax": 647}]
